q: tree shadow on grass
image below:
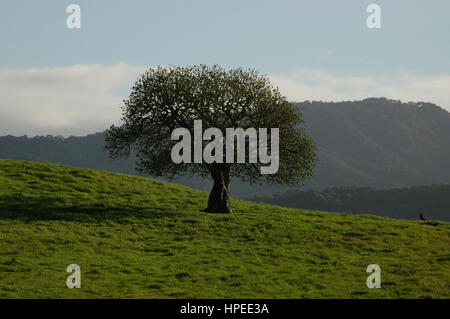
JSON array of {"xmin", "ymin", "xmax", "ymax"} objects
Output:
[{"xmin": 0, "ymin": 195, "xmax": 187, "ymax": 223}]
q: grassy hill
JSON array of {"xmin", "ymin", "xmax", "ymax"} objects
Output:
[{"xmin": 0, "ymin": 159, "xmax": 449, "ymax": 298}]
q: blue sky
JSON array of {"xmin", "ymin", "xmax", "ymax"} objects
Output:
[
  {"xmin": 0, "ymin": 0, "xmax": 449, "ymax": 135},
  {"xmin": 1, "ymin": 0, "xmax": 449, "ymax": 73}
]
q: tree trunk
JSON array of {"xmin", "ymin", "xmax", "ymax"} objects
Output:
[{"xmin": 204, "ymin": 165, "xmax": 232, "ymax": 213}]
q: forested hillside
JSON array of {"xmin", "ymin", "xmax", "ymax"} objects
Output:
[
  {"xmin": 1, "ymin": 98, "xmax": 449, "ymax": 197},
  {"xmin": 253, "ymin": 184, "xmax": 450, "ymax": 221},
  {"xmin": 301, "ymin": 98, "xmax": 450, "ymax": 189}
]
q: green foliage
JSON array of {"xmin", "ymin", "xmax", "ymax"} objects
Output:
[
  {"xmin": 0, "ymin": 160, "xmax": 449, "ymax": 298},
  {"xmin": 105, "ymin": 65, "xmax": 316, "ymax": 185}
]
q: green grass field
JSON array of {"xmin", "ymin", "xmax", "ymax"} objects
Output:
[{"xmin": 0, "ymin": 159, "xmax": 448, "ymax": 298}]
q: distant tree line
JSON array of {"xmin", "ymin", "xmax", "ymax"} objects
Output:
[
  {"xmin": 252, "ymin": 185, "xmax": 450, "ymax": 221},
  {"xmin": 0, "ymin": 133, "xmax": 138, "ymax": 174}
]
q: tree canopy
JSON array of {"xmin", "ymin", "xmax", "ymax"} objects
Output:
[{"xmin": 105, "ymin": 65, "xmax": 316, "ymax": 213}]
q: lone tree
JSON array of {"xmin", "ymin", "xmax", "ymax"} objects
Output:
[{"xmin": 105, "ymin": 65, "xmax": 316, "ymax": 213}]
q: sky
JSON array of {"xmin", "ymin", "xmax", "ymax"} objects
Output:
[{"xmin": 0, "ymin": 0, "xmax": 449, "ymax": 136}]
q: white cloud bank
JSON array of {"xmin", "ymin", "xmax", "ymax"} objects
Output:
[
  {"xmin": 0, "ymin": 64, "xmax": 449, "ymax": 136},
  {"xmin": 270, "ymin": 69, "xmax": 450, "ymax": 109},
  {"xmin": 0, "ymin": 63, "xmax": 146, "ymax": 136}
]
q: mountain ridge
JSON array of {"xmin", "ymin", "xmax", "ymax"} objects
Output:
[{"xmin": 1, "ymin": 98, "xmax": 449, "ymax": 197}]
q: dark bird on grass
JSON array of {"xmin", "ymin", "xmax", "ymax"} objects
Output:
[{"xmin": 420, "ymin": 212, "xmax": 439, "ymax": 226}]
